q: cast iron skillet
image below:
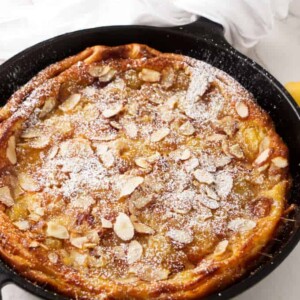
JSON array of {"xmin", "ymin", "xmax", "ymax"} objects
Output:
[{"xmin": 0, "ymin": 17, "xmax": 300, "ymax": 300}]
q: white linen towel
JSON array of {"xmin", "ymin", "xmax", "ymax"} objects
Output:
[{"xmin": 0, "ymin": 0, "xmax": 292, "ymax": 63}]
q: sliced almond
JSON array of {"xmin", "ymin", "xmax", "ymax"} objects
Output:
[
  {"xmin": 193, "ymin": 169, "xmax": 214, "ymax": 184},
  {"xmin": 257, "ymin": 163, "xmax": 269, "ymax": 173},
  {"xmin": 120, "ymin": 176, "xmax": 144, "ymax": 198},
  {"xmin": 179, "ymin": 121, "xmax": 195, "ymax": 136},
  {"xmin": 102, "ymin": 104, "xmax": 123, "ymax": 118},
  {"xmin": 110, "ymin": 121, "xmax": 122, "ymax": 130},
  {"xmin": 59, "ymin": 93, "xmax": 81, "ymax": 112},
  {"xmin": 259, "ymin": 136, "xmax": 271, "ymax": 153},
  {"xmin": 86, "ymin": 230, "xmax": 100, "ymax": 244},
  {"xmin": 147, "ymin": 152, "xmax": 161, "ymax": 163},
  {"xmin": 29, "ymin": 241, "xmax": 39, "ymax": 248},
  {"xmin": 133, "ymin": 195, "xmax": 153, "ymax": 209},
  {"xmin": 114, "ymin": 212, "xmax": 135, "ymax": 241},
  {"xmin": 206, "ymin": 133, "xmax": 227, "ymax": 142},
  {"xmin": 235, "ymin": 102, "xmax": 249, "ymax": 119},
  {"xmin": 229, "ymin": 144, "xmax": 244, "ymax": 159},
  {"xmin": 150, "ymin": 128, "xmax": 170, "ymax": 142},
  {"xmin": 228, "ymin": 218, "xmax": 256, "ymax": 233},
  {"xmin": 214, "ymin": 240, "xmax": 229, "ymax": 256},
  {"xmin": 254, "ymin": 148, "xmax": 272, "ymax": 166},
  {"xmin": 215, "ymin": 172, "xmax": 233, "ymax": 198},
  {"xmin": 180, "ymin": 149, "xmax": 191, "ymax": 160},
  {"xmin": 21, "ymin": 128, "xmax": 43, "ymax": 139},
  {"xmin": 133, "ymin": 265, "xmax": 170, "ymax": 281},
  {"xmin": 72, "ymin": 194, "xmax": 95, "ymax": 210},
  {"xmin": 89, "ymin": 65, "xmax": 116, "ymax": 82},
  {"xmin": 0, "ymin": 186, "xmax": 14, "ymax": 207},
  {"xmin": 48, "ymin": 252, "xmax": 59, "ymax": 264},
  {"xmin": 48, "ymin": 146, "xmax": 59, "ymax": 159},
  {"xmin": 133, "ymin": 222, "xmax": 155, "ymax": 234},
  {"xmin": 161, "ymin": 67, "xmax": 175, "ymax": 88},
  {"xmin": 200, "ymin": 197, "xmax": 220, "ymax": 210},
  {"xmin": 13, "ymin": 220, "xmax": 30, "ymax": 231},
  {"xmin": 215, "ymin": 155, "xmax": 231, "ymax": 168},
  {"xmin": 124, "ymin": 122, "xmax": 138, "ymax": 139},
  {"xmin": 40, "ymin": 97, "xmax": 56, "ymax": 118},
  {"xmin": 184, "ymin": 157, "xmax": 199, "ymax": 172},
  {"xmin": 127, "ymin": 240, "xmax": 143, "ymax": 264},
  {"xmin": 135, "ymin": 157, "xmax": 151, "ymax": 169},
  {"xmin": 18, "ymin": 173, "xmax": 40, "ymax": 192},
  {"xmin": 272, "ymin": 157, "xmax": 288, "ymax": 168},
  {"xmin": 46, "ymin": 221, "xmax": 69, "ymax": 239},
  {"xmin": 101, "ymin": 217, "xmax": 113, "ymax": 228},
  {"xmin": 30, "ymin": 135, "xmax": 50, "ymax": 149},
  {"xmin": 204, "ymin": 186, "xmax": 220, "ymax": 200},
  {"xmin": 101, "ymin": 150, "xmax": 115, "ymax": 168},
  {"xmin": 166, "ymin": 229, "xmax": 193, "ymax": 244},
  {"xmin": 138, "ymin": 68, "xmax": 161, "ymax": 82},
  {"xmin": 70, "ymin": 236, "xmax": 88, "ymax": 249},
  {"xmin": 6, "ymin": 136, "xmax": 17, "ymax": 164}
]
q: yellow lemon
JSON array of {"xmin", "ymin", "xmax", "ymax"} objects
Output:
[{"xmin": 285, "ymin": 82, "xmax": 300, "ymax": 106}]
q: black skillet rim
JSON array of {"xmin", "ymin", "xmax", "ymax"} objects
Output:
[{"xmin": 0, "ymin": 18, "xmax": 299, "ymax": 300}]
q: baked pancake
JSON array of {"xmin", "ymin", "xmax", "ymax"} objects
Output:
[{"xmin": 0, "ymin": 44, "xmax": 291, "ymax": 299}]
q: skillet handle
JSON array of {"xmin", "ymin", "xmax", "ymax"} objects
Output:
[
  {"xmin": 0, "ymin": 272, "xmax": 11, "ymax": 300},
  {"xmin": 174, "ymin": 17, "xmax": 230, "ymax": 47}
]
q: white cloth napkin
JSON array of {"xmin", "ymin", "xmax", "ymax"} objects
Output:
[{"xmin": 0, "ymin": 0, "xmax": 292, "ymax": 63}]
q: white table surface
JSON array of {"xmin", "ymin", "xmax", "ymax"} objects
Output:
[{"xmin": 1, "ymin": 10, "xmax": 300, "ymax": 300}]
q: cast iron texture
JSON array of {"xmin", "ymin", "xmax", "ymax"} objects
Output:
[{"xmin": 0, "ymin": 17, "xmax": 299, "ymax": 300}]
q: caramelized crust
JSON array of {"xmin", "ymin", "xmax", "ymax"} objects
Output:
[{"xmin": 0, "ymin": 44, "xmax": 291, "ymax": 299}]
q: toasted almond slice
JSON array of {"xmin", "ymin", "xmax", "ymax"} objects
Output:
[
  {"xmin": 180, "ymin": 149, "xmax": 191, "ymax": 160},
  {"xmin": 59, "ymin": 94, "xmax": 81, "ymax": 112},
  {"xmin": 34, "ymin": 207, "xmax": 45, "ymax": 216},
  {"xmin": 254, "ymin": 148, "xmax": 272, "ymax": 166},
  {"xmin": 72, "ymin": 251, "xmax": 87, "ymax": 266},
  {"xmin": 257, "ymin": 163, "xmax": 269, "ymax": 173},
  {"xmin": 215, "ymin": 155, "xmax": 231, "ymax": 168},
  {"xmin": 235, "ymin": 102, "xmax": 249, "ymax": 118},
  {"xmin": 179, "ymin": 121, "xmax": 195, "ymax": 136},
  {"xmin": 89, "ymin": 65, "xmax": 116, "ymax": 82},
  {"xmin": 14, "ymin": 220, "xmax": 30, "ymax": 231},
  {"xmin": 214, "ymin": 240, "xmax": 229, "ymax": 256},
  {"xmin": 72, "ymin": 194, "xmax": 95, "ymax": 210},
  {"xmin": 40, "ymin": 97, "xmax": 56, "ymax": 118},
  {"xmin": 139, "ymin": 68, "xmax": 161, "ymax": 82},
  {"xmin": 228, "ymin": 218, "xmax": 256, "ymax": 233},
  {"xmin": 204, "ymin": 186, "xmax": 220, "ymax": 200},
  {"xmin": 193, "ymin": 169, "xmax": 214, "ymax": 184},
  {"xmin": 29, "ymin": 241, "xmax": 39, "ymax": 248},
  {"xmin": 86, "ymin": 230, "xmax": 100, "ymax": 244},
  {"xmin": 184, "ymin": 157, "xmax": 199, "ymax": 172},
  {"xmin": 6, "ymin": 136, "xmax": 17, "ymax": 164},
  {"xmin": 46, "ymin": 221, "xmax": 69, "ymax": 239},
  {"xmin": 134, "ymin": 265, "xmax": 170, "ymax": 281},
  {"xmin": 133, "ymin": 195, "xmax": 153, "ymax": 209},
  {"xmin": 150, "ymin": 128, "xmax": 170, "ymax": 142},
  {"xmin": 259, "ymin": 136, "xmax": 271, "ymax": 153},
  {"xmin": 166, "ymin": 229, "xmax": 193, "ymax": 244},
  {"xmin": 135, "ymin": 157, "xmax": 151, "ymax": 169},
  {"xmin": 48, "ymin": 253, "xmax": 59, "ymax": 264},
  {"xmin": 21, "ymin": 128, "xmax": 43, "ymax": 139},
  {"xmin": 147, "ymin": 152, "xmax": 161, "ymax": 163},
  {"xmin": 18, "ymin": 173, "xmax": 39, "ymax": 192},
  {"xmin": 127, "ymin": 240, "xmax": 143, "ymax": 264},
  {"xmin": 161, "ymin": 67, "xmax": 175, "ymax": 88},
  {"xmin": 120, "ymin": 176, "xmax": 144, "ymax": 198},
  {"xmin": 133, "ymin": 222, "xmax": 155, "ymax": 234},
  {"xmin": 30, "ymin": 135, "xmax": 50, "ymax": 149},
  {"xmin": 200, "ymin": 197, "xmax": 220, "ymax": 210},
  {"xmin": 215, "ymin": 172, "xmax": 233, "ymax": 198},
  {"xmin": 206, "ymin": 134, "xmax": 227, "ymax": 142},
  {"xmin": 229, "ymin": 144, "xmax": 244, "ymax": 159},
  {"xmin": 48, "ymin": 146, "xmax": 59, "ymax": 159},
  {"xmin": 101, "ymin": 150, "xmax": 115, "ymax": 168},
  {"xmin": 0, "ymin": 186, "xmax": 14, "ymax": 207},
  {"xmin": 70, "ymin": 236, "xmax": 88, "ymax": 249},
  {"xmin": 114, "ymin": 212, "xmax": 135, "ymax": 241},
  {"xmin": 101, "ymin": 217, "xmax": 113, "ymax": 228},
  {"xmin": 83, "ymin": 104, "xmax": 100, "ymax": 121},
  {"xmin": 102, "ymin": 104, "xmax": 123, "ymax": 118},
  {"xmin": 110, "ymin": 121, "xmax": 122, "ymax": 130},
  {"xmin": 124, "ymin": 122, "xmax": 138, "ymax": 139},
  {"xmin": 272, "ymin": 157, "xmax": 288, "ymax": 168}
]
